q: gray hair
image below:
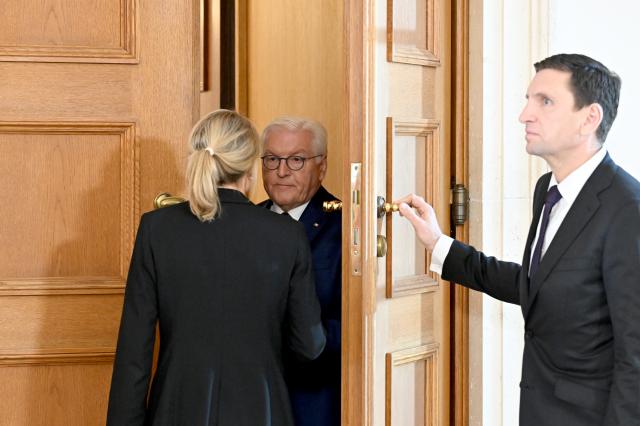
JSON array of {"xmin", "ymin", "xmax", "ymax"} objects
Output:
[{"xmin": 261, "ymin": 116, "xmax": 327, "ymax": 156}]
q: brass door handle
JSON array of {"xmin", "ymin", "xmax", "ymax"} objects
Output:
[
  {"xmin": 376, "ymin": 196, "xmax": 399, "ymax": 218},
  {"xmin": 321, "ymin": 197, "xmax": 399, "ymax": 218},
  {"xmin": 154, "ymin": 193, "xmax": 186, "ymax": 209},
  {"xmin": 377, "ymin": 235, "xmax": 388, "ymax": 257}
]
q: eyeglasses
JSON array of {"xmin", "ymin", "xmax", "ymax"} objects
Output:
[{"xmin": 261, "ymin": 154, "xmax": 324, "ymax": 171}]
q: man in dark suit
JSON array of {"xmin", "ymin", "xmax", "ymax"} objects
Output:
[
  {"xmin": 399, "ymin": 54, "xmax": 640, "ymax": 425},
  {"xmin": 260, "ymin": 117, "xmax": 341, "ymax": 426}
]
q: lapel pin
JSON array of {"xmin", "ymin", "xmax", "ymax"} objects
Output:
[{"xmin": 313, "ymin": 223, "xmax": 319, "ymax": 228}]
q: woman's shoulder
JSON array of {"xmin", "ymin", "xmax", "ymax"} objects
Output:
[{"xmin": 139, "ymin": 202, "xmax": 193, "ymax": 227}]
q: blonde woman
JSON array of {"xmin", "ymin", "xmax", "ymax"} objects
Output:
[{"xmin": 107, "ymin": 109, "xmax": 326, "ymax": 426}]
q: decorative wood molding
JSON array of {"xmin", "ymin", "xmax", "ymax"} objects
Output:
[
  {"xmin": 392, "ymin": 274, "xmax": 439, "ymax": 297},
  {"xmin": 386, "ymin": 343, "xmax": 439, "ymax": 425},
  {"xmin": 0, "ymin": 121, "xmax": 138, "ymax": 287},
  {"xmin": 0, "ymin": 277, "xmax": 125, "ymax": 296},
  {"xmin": 342, "ymin": 0, "xmax": 374, "ymax": 423},
  {"xmin": 0, "ymin": 348, "xmax": 114, "ymax": 366},
  {"xmin": 0, "ymin": 0, "xmax": 138, "ymax": 63},
  {"xmin": 387, "ymin": 0, "xmax": 440, "ymax": 66},
  {"xmin": 452, "ymin": 0, "xmax": 470, "ymax": 425},
  {"xmin": 234, "ymin": 0, "xmax": 248, "ymax": 114},
  {"xmin": 386, "ymin": 117, "xmax": 440, "ymax": 298}
]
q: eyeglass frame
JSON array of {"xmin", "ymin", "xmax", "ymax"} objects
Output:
[{"xmin": 260, "ymin": 154, "xmax": 325, "ymax": 171}]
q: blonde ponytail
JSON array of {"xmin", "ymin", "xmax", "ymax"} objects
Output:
[{"xmin": 186, "ymin": 110, "xmax": 259, "ymax": 221}]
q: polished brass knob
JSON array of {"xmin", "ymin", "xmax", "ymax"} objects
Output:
[
  {"xmin": 322, "ymin": 200, "xmax": 343, "ymax": 212},
  {"xmin": 377, "ymin": 196, "xmax": 399, "ymax": 218},
  {"xmin": 376, "ymin": 235, "xmax": 388, "ymax": 257},
  {"xmin": 154, "ymin": 192, "xmax": 186, "ymax": 209}
]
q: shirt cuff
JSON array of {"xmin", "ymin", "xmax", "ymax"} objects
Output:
[{"xmin": 429, "ymin": 235, "xmax": 454, "ymax": 275}]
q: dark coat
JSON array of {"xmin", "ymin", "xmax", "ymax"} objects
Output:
[
  {"xmin": 442, "ymin": 155, "xmax": 640, "ymax": 425},
  {"xmin": 260, "ymin": 186, "xmax": 342, "ymax": 426},
  {"xmin": 107, "ymin": 188, "xmax": 326, "ymax": 426}
]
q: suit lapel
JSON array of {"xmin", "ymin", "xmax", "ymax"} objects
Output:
[{"xmin": 525, "ymin": 155, "xmax": 616, "ymax": 317}]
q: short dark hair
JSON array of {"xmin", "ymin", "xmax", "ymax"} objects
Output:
[{"xmin": 534, "ymin": 53, "xmax": 621, "ymax": 142}]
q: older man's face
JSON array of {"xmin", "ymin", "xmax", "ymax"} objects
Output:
[{"xmin": 262, "ymin": 128, "xmax": 327, "ymax": 211}]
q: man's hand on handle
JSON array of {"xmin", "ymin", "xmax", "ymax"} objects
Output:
[{"xmin": 396, "ymin": 194, "xmax": 443, "ymax": 251}]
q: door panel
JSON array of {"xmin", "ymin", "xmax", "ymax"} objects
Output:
[
  {"xmin": 242, "ymin": 0, "xmax": 345, "ymax": 201},
  {"xmin": 0, "ymin": 1, "xmax": 200, "ymax": 424},
  {"xmin": 366, "ymin": 0, "xmax": 452, "ymax": 424}
]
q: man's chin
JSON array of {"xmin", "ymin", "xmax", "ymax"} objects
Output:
[
  {"xmin": 525, "ymin": 140, "xmax": 539, "ymax": 156},
  {"xmin": 271, "ymin": 196, "xmax": 295, "ymax": 210}
]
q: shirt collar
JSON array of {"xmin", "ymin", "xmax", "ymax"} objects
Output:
[
  {"xmin": 270, "ymin": 201, "xmax": 310, "ymax": 221},
  {"xmin": 549, "ymin": 148, "xmax": 607, "ymax": 204}
]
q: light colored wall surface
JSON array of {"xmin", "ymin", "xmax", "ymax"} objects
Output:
[
  {"xmin": 472, "ymin": 2, "xmax": 548, "ymax": 425},
  {"xmin": 548, "ymin": 0, "xmax": 640, "ymax": 179},
  {"xmin": 472, "ymin": 1, "xmax": 640, "ymax": 425}
]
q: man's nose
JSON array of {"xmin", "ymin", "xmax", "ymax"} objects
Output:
[
  {"xmin": 276, "ymin": 159, "xmax": 289, "ymax": 177},
  {"xmin": 519, "ymin": 102, "xmax": 533, "ymax": 123}
]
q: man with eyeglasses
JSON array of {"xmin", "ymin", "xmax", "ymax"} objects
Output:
[{"xmin": 260, "ymin": 117, "xmax": 341, "ymax": 426}]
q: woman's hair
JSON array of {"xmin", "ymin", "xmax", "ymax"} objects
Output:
[{"xmin": 186, "ymin": 109, "xmax": 260, "ymax": 221}]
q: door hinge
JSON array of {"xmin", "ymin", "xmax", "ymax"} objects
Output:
[{"xmin": 450, "ymin": 184, "xmax": 469, "ymax": 226}]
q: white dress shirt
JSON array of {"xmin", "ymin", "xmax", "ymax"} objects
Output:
[
  {"xmin": 430, "ymin": 148, "xmax": 607, "ymax": 275},
  {"xmin": 270, "ymin": 201, "xmax": 310, "ymax": 221}
]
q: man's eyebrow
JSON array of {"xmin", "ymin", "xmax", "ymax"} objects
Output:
[
  {"xmin": 263, "ymin": 151, "xmax": 308, "ymax": 156},
  {"xmin": 525, "ymin": 92, "xmax": 552, "ymax": 100}
]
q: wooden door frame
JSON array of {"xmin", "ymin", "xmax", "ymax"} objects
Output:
[{"xmin": 341, "ymin": 0, "xmax": 471, "ymax": 425}]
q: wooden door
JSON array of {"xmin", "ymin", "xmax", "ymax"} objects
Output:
[
  {"xmin": 343, "ymin": 0, "xmax": 456, "ymax": 424},
  {"xmin": 238, "ymin": 0, "xmax": 345, "ymax": 202},
  {"xmin": 0, "ymin": 1, "xmax": 201, "ymax": 424}
]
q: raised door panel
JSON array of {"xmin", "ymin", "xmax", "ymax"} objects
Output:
[{"xmin": 0, "ymin": 0, "xmax": 137, "ymax": 62}]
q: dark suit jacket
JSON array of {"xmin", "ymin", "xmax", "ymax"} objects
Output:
[
  {"xmin": 107, "ymin": 188, "xmax": 326, "ymax": 426},
  {"xmin": 442, "ymin": 155, "xmax": 640, "ymax": 425},
  {"xmin": 260, "ymin": 186, "xmax": 342, "ymax": 426}
]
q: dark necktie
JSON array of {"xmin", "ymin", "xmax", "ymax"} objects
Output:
[
  {"xmin": 281, "ymin": 211, "xmax": 290, "ymax": 217},
  {"xmin": 529, "ymin": 185, "xmax": 562, "ymax": 278}
]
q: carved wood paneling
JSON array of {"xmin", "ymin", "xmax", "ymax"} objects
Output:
[
  {"xmin": 0, "ymin": 278, "xmax": 124, "ymax": 296},
  {"xmin": 0, "ymin": 0, "xmax": 138, "ymax": 63},
  {"xmin": 0, "ymin": 294, "xmax": 122, "ymax": 358},
  {"xmin": 388, "ymin": 292, "xmax": 436, "ymax": 349},
  {"xmin": 386, "ymin": 117, "xmax": 440, "ymax": 298},
  {"xmin": 387, "ymin": 0, "xmax": 440, "ymax": 66},
  {"xmin": 0, "ymin": 121, "xmax": 137, "ymax": 293},
  {"xmin": 0, "ymin": 348, "xmax": 114, "ymax": 366},
  {"xmin": 386, "ymin": 343, "xmax": 439, "ymax": 425},
  {"xmin": 0, "ymin": 363, "xmax": 112, "ymax": 425}
]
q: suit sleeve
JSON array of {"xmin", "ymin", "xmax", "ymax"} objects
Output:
[
  {"xmin": 106, "ymin": 215, "xmax": 158, "ymax": 425},
  {"xmin": 286, "ymin": 225, "xmax": 327, "ymax": 361},
  {"xmin": 602, "ymin": 201, "xmax": 640, "ymax": 424},
  {"xmin": 442, "ymin": 240, "xmax": 523, "ymax": 305}
]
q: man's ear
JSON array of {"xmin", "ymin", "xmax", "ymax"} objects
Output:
[
  {"xmin": 319, "ymin": 156, "xmax": 328, "ymax": 180},
  {"xmin": 581, "ymin": 103, "xmax": 603, "ymax": 137}
]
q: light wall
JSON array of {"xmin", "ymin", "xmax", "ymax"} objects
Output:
[
  {"xmin": 548, "ymin": 0, "xmax": 640, "ymax": 179},
  {"xmin": 470, "ymin": 1, "xmax": 640, "ymax": 426}
]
